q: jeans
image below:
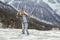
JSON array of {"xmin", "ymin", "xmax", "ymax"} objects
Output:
[{"xmin": 22, "ymin": 22, "xmax": 29, "ymax": 35}]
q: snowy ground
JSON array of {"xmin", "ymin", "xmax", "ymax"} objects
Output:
[{"xmin": 0, "ymin": 29, "xmax": 60, "ymax": 40}]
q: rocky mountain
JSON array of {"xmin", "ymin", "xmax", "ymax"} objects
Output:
[
  {"xmin": 0, "ymin": 0, "xmax": 60, "ymax": 30},
  {"xmin": 5, "ymin": 0, "xmax": 60, "ymax": 26}
]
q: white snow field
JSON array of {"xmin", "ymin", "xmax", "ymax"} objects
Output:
[{"xmin": 0, "ymin": 29, "xmax": 60, "ymax": 40}]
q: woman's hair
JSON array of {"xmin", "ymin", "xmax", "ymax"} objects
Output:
[{"xmin": 20, "ymin": 10, "xmax": 25, "ymax": 16}]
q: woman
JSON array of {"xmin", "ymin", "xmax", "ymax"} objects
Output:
[{"xmin": 16, "ymin": 8, "xmax": 29, "ymax": 35}]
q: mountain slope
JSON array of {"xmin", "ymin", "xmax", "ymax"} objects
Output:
[
  {"xmin": 0, "ymin": 0, "xmax": 60, "ymax": 30},
  {"xmin": 5, "ymin": 0, "xmax": 60, "ymax": 26}
]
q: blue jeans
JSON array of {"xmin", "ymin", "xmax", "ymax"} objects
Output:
[{"xmin": 22, "ymin": 22, "xmax": 29, "ymax": 35}]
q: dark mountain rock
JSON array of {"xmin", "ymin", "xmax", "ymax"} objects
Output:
[{"xmin": 0, "ymin": 1, "xmax": 60, "ymax": 30}]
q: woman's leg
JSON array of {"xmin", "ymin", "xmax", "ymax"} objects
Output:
[
  {"xmin": 22, "ymin": 22, "xmax": 25, "ymax": 34},
  {"xmin": 24, "ymin": 22, "xmax": 29, "ymax": 35}
]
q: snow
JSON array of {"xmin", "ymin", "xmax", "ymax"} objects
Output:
[
  {"xmin": 43, "ymin": 0, "xmax": 60, "ymax": 22},
  {"xmin": 31, "ymin": 16, "xmax": 53, "ymax": 25},
  {"xmin": 0, "ymin": 29, "xmax": 60, "ymax": 40},
  {"xmin": 43, "ymin": 0, "xmax": 60, "ymax": 16},
  {"xmin": 7, "ymin": 0, "xmax": 14, "ymax": 4}
]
